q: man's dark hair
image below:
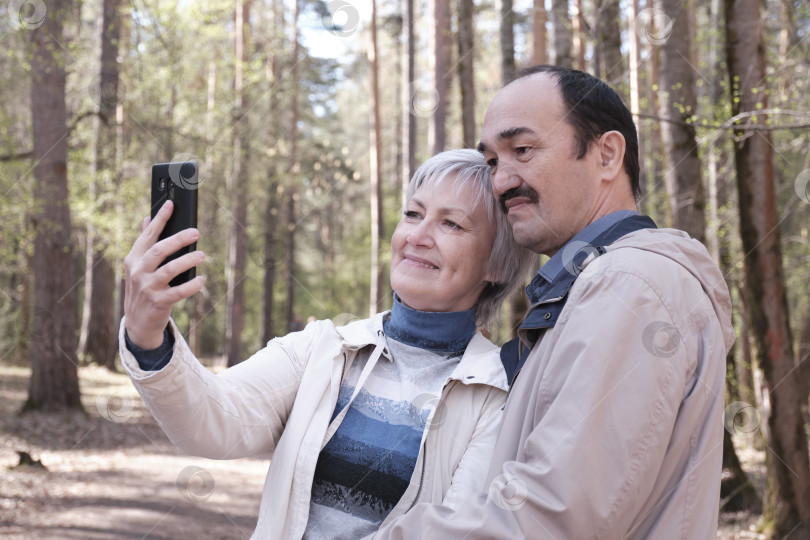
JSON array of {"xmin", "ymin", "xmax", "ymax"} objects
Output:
[{"xmin": 511, "ymin": 65, "xmax": 641, "ymax": 199}]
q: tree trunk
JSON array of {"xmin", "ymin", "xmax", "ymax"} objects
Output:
[
  {"xmin": 595, "ymin": 0, "xmax": 624, "ymax": 88},
  {"xmin": 79, "ymin": 0, "xmax": 121, "ymax": 370},
  {"xmin": 725, "ymin": 0, "xmax": 810, "ymax": 535},
  {"xmin": 369, "ymin": 0, "xmax": 384, "ymax": 316},
  {"xmin": 657, "ymin": 0, "xmax": 705, "ymax": 243},
  {"xmin": 499, "ymin": 0, "xmax": 515, "ymax": 85},
  {"xmin": 401, "ymin": 0, "xmax": 416, "ymax": 205},
  {"xmin": 262, "ymin": 0, "xmax": 282, "ymax": 344},
  {"xmin": 433, "ymin": 0, "xmax": 451, "ymax": 153},
  {"xmin": 226, "ymin": 0, "xmax": 251, "ymax": 367},
  {"xmin": 26, "ymin": 2, "xmax": 82, "ymax": 412},
  {"xmin": 285, "ymin": 0, "xmax": 300, "ymax": 333},
  {"xmin": 627, "ymin": 0, "xmax": 644, "ymax": 207},
  {"xmin": 531, "ymin": 0, "xmax": 547, "ymax": 65},
  {"xmin": 571, "ymin": 0, "xmax": 585, "ymax": 70},
  {"xmin": 457, "ymin": 0, "xmax": 476, "ymax": 149},
  {"xmin": 550, "ymin": 0, "xmax": 573, "ymax": 68}
]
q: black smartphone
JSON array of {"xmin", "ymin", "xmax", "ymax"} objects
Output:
[{"xmin": 150, "ymin": 161, "xmax": 199, "ymax": 287}]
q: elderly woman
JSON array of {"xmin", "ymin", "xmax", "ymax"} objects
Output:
[{"xmin": 120, "ymin": 149, "xmax": 535, "ymax": 539}]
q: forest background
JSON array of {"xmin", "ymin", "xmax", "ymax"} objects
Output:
[{"xmin": 0, "ymin": 0, "xmax": 809, "ymax": 538}]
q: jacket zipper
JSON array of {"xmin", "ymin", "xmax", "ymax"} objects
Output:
[{"xmin": 407, "ymin": 438, "xmax": 428, "ymax": 512}]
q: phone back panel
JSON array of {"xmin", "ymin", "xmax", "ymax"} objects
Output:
[{"xmin": 151, "ymin": 162, "xmax": 199, "ymax": 287}]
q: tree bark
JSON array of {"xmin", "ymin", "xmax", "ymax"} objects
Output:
[
  {"xmin": 657, "ymin": 0, "xmax": 705, "ymax": 243},
  {"xmin": 531, "ymin": 0, "xmax": 547, "ymax": 65},
  {"xmin": 79, "ymin": 0, "xmax": 121, "ymax": 370},
  {"xmin": 550, "ymin": 0, "xmax": 573, "ymax": 68},
  {"xmin": 433, "ymin": 0, "xmax": 451, "ymax": 153},
  {"xmin": 595, "ymin": 0, "xmax": 624, "ymax": 88},
  {"xmin": 26, "ymin": 2, "xmax": 83, "ymax": 412},
  {"xmin": 401, "ymin": 0, "xmax": 416, "ymax": 205},
  {"xmin": 725, "ymin": 0, "xmax": 810, "ymax": 535},
  {"xmin": 226, "ymin": 0, "xmax": 251, "ymax": 367},
  {"xmin": 457, "ymin": 0, "xmax": 476, "ymax": 149},
  {"xmin": 499, "ymin": 0, "xmax": 515, "ymax": 85},
  {"xmin": 285, "ymin": 0, "xmax": 300, "ymax": 332},
  {"xmin": 369, "ymin": 0, "xmax": 384, "ymax": 316}
]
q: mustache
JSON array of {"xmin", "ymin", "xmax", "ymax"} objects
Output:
[{"xmin": 499, "ymin": 185, "xmax": 539, "ymax": 213}]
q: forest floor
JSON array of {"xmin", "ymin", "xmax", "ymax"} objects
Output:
[{"xmin": 1, "ymin": 363, "xmax": 766, "ymax": 539}]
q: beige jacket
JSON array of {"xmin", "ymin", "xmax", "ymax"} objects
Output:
[
  {"xmin": 373, "ymin": 228, "xmax": 735, "ymax": 539},
  {"xmin": 119, "ymin": 311, "xmax": 508, "ymax": 539}
]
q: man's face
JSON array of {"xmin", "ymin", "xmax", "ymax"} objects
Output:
[{"xmin": 478, "ymin": 74, "xmax": 603, "ymax": 257}]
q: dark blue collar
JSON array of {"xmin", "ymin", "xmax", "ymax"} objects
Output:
[
  {"xmin": 383, "ymin": 294, "xmax": 476, "ymax": 356},
  {"xmin": 500, "ymin": 212, "xmax": 657, "ymax": 383}
]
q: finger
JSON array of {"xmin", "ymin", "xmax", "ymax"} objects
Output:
[
  {"xmin": 131, "ymin": 200, "xmax": 174, "ymax": 257},
  {"xmin": 142, "ymin": 216, "xmax": 150, "ymax": 232},
  {"xmin": 156, "ymin": 250, "xmax": 205, "ymax": 285},
  {"xmin": 165, "ymin": 275, "xmax": 206, "ymax": 303},
  {"xmin": 143, "ymin": 228, "xmax": 200, "ymax": 272}
]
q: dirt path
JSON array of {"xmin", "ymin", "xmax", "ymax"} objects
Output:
[
  {"xmin": 1, "ymin": 365, "xmax": 266, "ymax": 539},
  {"xmin": 1, "ymin": 364, "xmax": 765, "ymax": 539}
]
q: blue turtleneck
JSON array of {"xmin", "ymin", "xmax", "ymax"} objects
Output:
[{"xmin": 382, "ymin": 294, "xmax": 477, "ymax": 356}]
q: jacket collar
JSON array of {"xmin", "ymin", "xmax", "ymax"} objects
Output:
[{"xmin": 335, "ymin": 312, "xmax": 507, "ymax": 391}]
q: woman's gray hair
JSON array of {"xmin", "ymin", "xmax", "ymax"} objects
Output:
[{"xmin": 405, "ymin": 149, "xmax": 536, "ymax": 329}]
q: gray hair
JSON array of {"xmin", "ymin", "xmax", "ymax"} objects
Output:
[{"xmin": 405, "ymin": 149, "xmax": 536, "ymax": 329}]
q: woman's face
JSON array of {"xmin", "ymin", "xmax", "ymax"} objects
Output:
[{"xmin": 390, "ymin": 175, "xmax": 496, "ymax": 313}]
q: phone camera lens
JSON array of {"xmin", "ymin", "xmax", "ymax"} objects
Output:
[
  {"xmin": 169, "ymin": 185, "xmax": 175, "ymax": 200},
  {"xmin": 159, "ymin": 178, "xmax": 166, "ymax": 191}
]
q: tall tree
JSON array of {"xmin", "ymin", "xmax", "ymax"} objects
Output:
[
  {"xmin": 531, "ymin": 0, "xmax": 547, "ymax": 65},
  {"xmin": 657, "ymin": 0, "xmax": 705, "ymax": 242},
  {"xmin": 285, "ymin": 0, "xmax": 301, "ymax": 332},
  {"xmin": 725, "ymin": 0, "xmax": 810, "ymax": 536},
  {"xmin": 369, "ymin": 0, "xmax": 384, "ymax": 315},
  {"xmin": 79, "ymin": 0, "xmax": 121, "ymax": 370},
  {"xmin": 226, "ymin": 0, "xmax": 251, "ymax": 367},
  {"xmin": 433, "ymin": 0, "xmax": 451, "ymax": 153},
  {"xmin": 499, "ymin": 0, "xmax": 515, "ymax": 84},
  {"xmin": 550, "ymin": 0, "xmax": 573, "ymax": 68},
  {"xmin": 595, "ymin": 0, "xmax": 624, "ymax": 87},
  {"xmin": 26, "ymin": 1, "xmax": 82, "ymax": 411},
  {"xmin": 457, "ymin": 0, "xmax": 476, "ymax": 148},
  {"xmin": 401, "ymin": 0, "xmax": 416, "ymax": 204}
]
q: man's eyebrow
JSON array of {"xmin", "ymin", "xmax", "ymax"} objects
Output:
[{"xmin": 477, "ymin": 126, "xmax": 537, "ymax": 153}]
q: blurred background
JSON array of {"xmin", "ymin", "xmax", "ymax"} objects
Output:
[{"xmin": 0, "ymin": 0, "xmax": 808, "ymax": 538}]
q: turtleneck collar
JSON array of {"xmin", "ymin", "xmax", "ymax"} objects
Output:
[{"xmin": 383, "ymin": 294, "xmax": 477, "ymax": 355}]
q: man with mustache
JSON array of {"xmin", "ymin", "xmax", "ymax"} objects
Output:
[{"xmin": 372, "ymin": 65, "xmax": 734, "ymax": 538}]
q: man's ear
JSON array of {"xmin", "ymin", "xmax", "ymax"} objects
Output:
[{"xmin": 597, "ymin": 131, "xmax": 625, "ymax": 179}]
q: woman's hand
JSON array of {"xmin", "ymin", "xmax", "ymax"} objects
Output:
[{"xmin": 123, "ymin": 200, "xmax": 205, "ymax": 349}]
